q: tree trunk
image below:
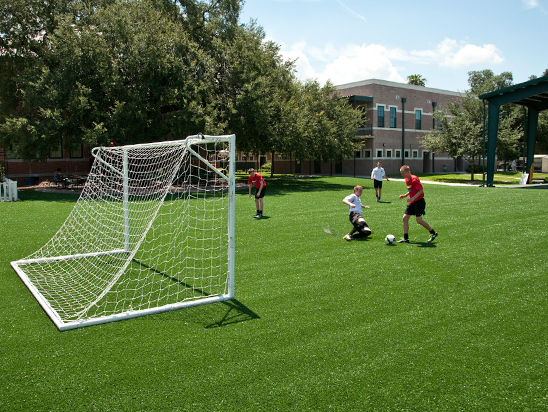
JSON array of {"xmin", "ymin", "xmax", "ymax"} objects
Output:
[{"xmin": 470, "ymin": 155, "xmax": 475, "ymax": 181}]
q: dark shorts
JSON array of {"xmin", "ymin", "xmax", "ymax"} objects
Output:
[
  {"xmin": 255, "ymin": 186, "xmax": 266, "ymax": 199},
  {"xmin": 404, "ymin": 198, "xmax": 426, "ymax": 217},
  {"xmin": 373, "ymin": 179, "xmax": 383, "ymax": 189}
]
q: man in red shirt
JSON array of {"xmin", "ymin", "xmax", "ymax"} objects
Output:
[
  {"xmin": 248, "ymin": 168, "xmax": 266, "ymax": 218},
  {"xmin": 397, "ymin": 165, "xmax": 438, "ymax": 243}
]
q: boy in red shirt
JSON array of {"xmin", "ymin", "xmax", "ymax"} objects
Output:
[
  {"xmin": 397, "ymin": 165, "xmax": 438, "ymax": 243},
  {"xmin": 248, "ymin": 168, "xmax": 266, "ymax": 218}
]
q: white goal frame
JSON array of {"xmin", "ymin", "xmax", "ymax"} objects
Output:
[{"xmin": 11, "ymin": 134, "xmax": 236, "ymax": 330}]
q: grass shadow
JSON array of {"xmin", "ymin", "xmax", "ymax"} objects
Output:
[
  {"xmin": 259, "ymin": 177, "xmax": 372, "ymax": 196},
  {"xmin": 131, "ymin": 259, "xmax": 260, "ymax": 328},
  {"xmin": 204, "ymin": 299, "xmax": 261, "ymax": 328},
  {"xmin": 415, "ymin": 241, "xmax": 438, "ymax": 248},
  {"xmin": 15, "ymin": 190, "xmax": 80, "ymax": 203}
]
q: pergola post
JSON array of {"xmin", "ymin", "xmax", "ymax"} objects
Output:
[
  {"xmin": 486, "ymin": 102, "xmax": 500, "ymax": 187},
  {"xmin": 526, "ymin": 108, "xmax": 539, "ymax": 171}
]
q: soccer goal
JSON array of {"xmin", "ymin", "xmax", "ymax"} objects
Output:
[{"xmin": 11, "ymin": 134, "xmax": 236, "ymax": 330}]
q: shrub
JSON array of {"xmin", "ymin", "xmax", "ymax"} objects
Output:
[{"xmin": 466, "ymin": 164, "xmax": 483, "ymax": 173}]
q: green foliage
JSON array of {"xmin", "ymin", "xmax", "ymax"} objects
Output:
[
  {"xmin": 420, "ymin": 70, "xmax": 522, "ymax": 181},
  {"xmin": 2, "ymin": 178, "xmax": 548, "ymax": 410},
  {"xmin": 535, "ymin": 111, "xmax": 548, "ymax": 153},
  {"xmin": 0, "ymin": 0, "xmax": 361, "ymax": 164},
  {"xmin": 407, "ymin": 74, "xmax": 426, "ymax": 86},
  {"xmin": 466, "ymin": 163, "xmax": 483, "ymax": 173},
  {"xmin": 467, "ymin": 69, "xmax": 514, "ymax": 95}
]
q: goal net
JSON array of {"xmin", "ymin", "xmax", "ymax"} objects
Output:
[{"xmin": 11, "ymin": 134, "xmax": 235, "ymax": 330}]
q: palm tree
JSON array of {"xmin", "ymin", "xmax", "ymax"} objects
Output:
[{"xmin": 407, "ymin": 74, "xmax": 427, "ymax": 86}]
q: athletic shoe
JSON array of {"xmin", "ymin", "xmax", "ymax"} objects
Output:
[
  {"xmin": 428, "ymin": 232, "xmax": 438, "ymax": 243},
  {"xmin": 397, "ymin": 238, "xmax": 409, "ymax": 243},
  {"xmin": 343, "ymin": 234, "xmax": 352, "ymax": 241},
  {"xmin": 252, "ymin": 213, "xmax": 260, "ymax": 217}
]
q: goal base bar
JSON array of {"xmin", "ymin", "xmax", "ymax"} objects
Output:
[
  {"xmin": 56, "ymin": 294, "xmax": 234, "ymax": 331},
  {"xmin": 12, "ymin": 259, "xmax": 235, "ymax": 332}
]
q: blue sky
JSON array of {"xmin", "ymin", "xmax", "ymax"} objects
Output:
[{"xmin": 239, "ymin": 0, "xmax": 548, "ymax": 92}]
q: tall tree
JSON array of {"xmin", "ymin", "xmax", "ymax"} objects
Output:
[
  {"xmin": 467, "ymin": 69, "xmax": 513, "ymax": 95},
  {"xmin": 0, "ymin": 0, "xmax": 363, "ymax": 164},
  {"xmin": 0, "ymin": 0, "xmax": 210, "ymax": 159},
  {"xmin": 420, "ymin": 70, "xmax": 521, "ymax": 180},
  {"xmin": 407, "ymin": 74, "xmax": 426, "ymax": 87}
]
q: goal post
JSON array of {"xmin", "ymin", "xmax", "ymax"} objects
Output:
[{"xmin": 11, "ymin": 134, "xmax": 236, "ymax": 330}]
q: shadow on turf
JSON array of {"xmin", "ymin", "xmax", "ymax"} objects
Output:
[
  {"xmin": 178, "ymin": 299, "xmax": 260, "ymax": 329},
  {"xmin": 204, "ymin": 299, "xmax": 260, "ymax": 328},
  {"xmin": 131, "ymin": 260, "xmax": 260, "ymax": 328},
  {"xmin": 244, "ymin": 177, "xmax": 370, "ymax": 196},
  {"xmin": 414, "ymin": 241, "xmax": 437, "ymax": 248}
]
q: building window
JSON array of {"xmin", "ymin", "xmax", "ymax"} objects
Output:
[
  {"xmin": 437, "ymin": 111, "xmax": 443, "ymax": 130},
  {"xmin": 404, "ymin": 150, "xmax": 409, "ymax": 158},
  {"xmin": 412, "ymin": 150, "xmax": 419, "ymax": 158},
  {"xmin": 395, "ymin": 149, "xmax": 401, "ymax": 158},
  {"xmin": 376, "ymin": 149, "xmax": 383, "ymax": 158},
  {"xmin": 377, "ymin": 106, "xmax": 385, "ymax": 128},
  {"xmin": 390, "ymin": 107, "xmax": 397, "ymax": 128},
  {"xmin": 386, "ymin": 150, "xmax": 392, "ymax": 158},
  {"xmin": 364, "ymin": 150, "xmax": 371, "ymax": 158},
  {"xmin": 354, "ymin": 150, "xmax": 361, "ymax": 158},
  {"xmin": 415, "ymin": 110, "xmax": 422, "ymax": 130},
  {"xmin": 70, "ymin": 143, "xmax": 83, "ymax": 158},
  {"xmin": 50, "ymin": 143, "xmax": 63, "ymax": 159}
]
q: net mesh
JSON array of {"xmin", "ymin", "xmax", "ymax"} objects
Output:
[{"xmin": 12, "ymin": 135, "xmax": 234, "ymax": 329}]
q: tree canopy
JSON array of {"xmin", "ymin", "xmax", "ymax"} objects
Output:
[
  {"xmin": 0, "ymin": 0, "xmax": 362, "ymax": 161},
  {"xmin": 407, "ymin": 74, "xmax": 426, "ymax": 87},
  {"xmin": 419, "ymin": 70, "xmax": 522, "ymax": 180}
]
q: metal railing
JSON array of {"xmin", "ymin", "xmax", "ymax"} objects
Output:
[{"xmin": 356, "ymin": 124, "xmax": 373, "ymax": 136}]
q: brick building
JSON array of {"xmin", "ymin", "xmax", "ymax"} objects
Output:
[
  {"xmin": 271, "ymin": 79, "xmax": 466, "ymax": 176},
  {"xmin": 1, "ymin": 144, "xmax": 92, "ymax": 186},
  {"xmin": 1, "ymin": 79, "xmax": 466, "ymax": 183}
]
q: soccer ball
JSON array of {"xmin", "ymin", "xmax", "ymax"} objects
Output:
[{"xmin": 385, "ymin": 234, "xmax": 396, "ymax": 245}]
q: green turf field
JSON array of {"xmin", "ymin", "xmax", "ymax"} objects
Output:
[{"xmin": 1, "ymin": 177, "xmax": 547, "ymax": 411}]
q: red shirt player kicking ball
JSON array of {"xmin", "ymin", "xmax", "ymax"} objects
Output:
[
  {"xmin": 397, "ymin": 165, "xmax": 438, "ymax": 243},
  {"xmin": 248, "ymin": 168, "xmax": 266, "ymax": 218}
]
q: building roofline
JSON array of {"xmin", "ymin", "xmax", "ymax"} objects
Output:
[{"xmin": 335, "ymin": 78, "xmax": 463, "ymax": 97}]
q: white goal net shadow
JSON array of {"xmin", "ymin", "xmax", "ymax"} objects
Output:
[{"xmin": 11, "ymin": 134, "xmax": 236, "ymax": 330}]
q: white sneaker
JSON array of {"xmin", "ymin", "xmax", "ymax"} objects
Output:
[{"xmin": 343, "ymin": 234, "xmax": 352, "ymax": 241}]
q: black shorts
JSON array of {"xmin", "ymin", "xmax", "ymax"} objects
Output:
[
  {"xmin": 404, "ymin": 198, "xmax": 426, "ymax": 216},
  {"xmin": 255, "ymin": 186, "xmax": 266, "ymax": 199},
  {"xmin": 349, "ymin": 212, "xmax": 370, "ymax": 230},
  {"xmin": 373, "ymin": 179, "xmax": 383, "ymax": 189}
]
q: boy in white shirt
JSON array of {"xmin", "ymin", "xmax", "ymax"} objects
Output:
[
  {"xmin": 342, "ymin": 185, "xmax": 371, "ymax": 241},
  {"xmin": 371, "ymin": 161, "xmax": 389, "ymax": 202}
]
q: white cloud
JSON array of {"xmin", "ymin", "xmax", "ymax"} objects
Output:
[
  {"xmin": 277, "ymin": 38, "xmax": 503, "ymax": 85},
  {"xmin": 522, "ymin": 0, "xmax": 547, "ymax": 12},
  {"xmin": 522, "ymin": 0, "xmax": 539, "ymax": 8},
  {"xmin": 278, "ymin": 42, "xmax": 318, "ymax": 80},
  {"xmin": 280, "ymin": 42, "xmax": 404, "ymax": 84},
  {"xmin": 442, "ymin": 43, "xmax": 503, "ymax": 67}
]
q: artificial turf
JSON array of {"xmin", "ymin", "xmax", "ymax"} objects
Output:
[{"xmin": 1, "ymin": 177, "xmax": 547, "ymax": 411}]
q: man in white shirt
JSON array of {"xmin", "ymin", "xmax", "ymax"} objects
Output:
[
  {"xmin": 342, "ymin": 185, "xmax": 371, "ymax": 241},
  {"xmin": 371, "ymin": 161, "xmax": 389, "ymax": 202}
]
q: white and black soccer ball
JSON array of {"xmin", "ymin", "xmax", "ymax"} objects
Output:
[{"xmin": 385, "ymin": 234, "xmax": 396, "ymax": 245}]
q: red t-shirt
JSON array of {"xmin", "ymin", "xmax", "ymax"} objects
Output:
[
  {"xmin": 405, "ymin": 174, "xmax": 424, "ymax": 203},
  {"xmin": 248, "ymin": 173, "xmax": 266, "ymax": 189}
]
